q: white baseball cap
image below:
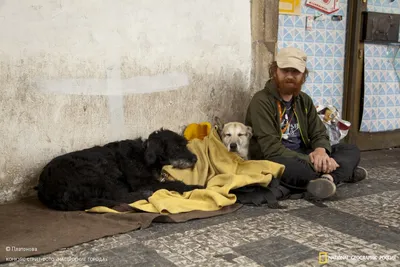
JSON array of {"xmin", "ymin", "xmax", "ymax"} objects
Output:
[{"xmin": 276, "ymin": 47, "xmax": 307, "ymax": 73}]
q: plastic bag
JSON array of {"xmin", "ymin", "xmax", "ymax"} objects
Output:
[{"xmin": 316, "ymin": 105, "xmax": 351, "ymax": 146}]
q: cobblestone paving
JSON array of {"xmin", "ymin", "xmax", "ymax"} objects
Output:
[{"xmin": 2, "ymin": 149, "xmax": 399, "ymax": 267}]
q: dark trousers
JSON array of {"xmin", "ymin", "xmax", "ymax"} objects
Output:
[{"xmin": 270, "ymin": 144, "xmax": 361, "ymax": 191}]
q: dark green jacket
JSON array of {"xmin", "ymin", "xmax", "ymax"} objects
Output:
[{"xmin": 245, "ymin": 79, "xmax": 331, "ymax": 163}]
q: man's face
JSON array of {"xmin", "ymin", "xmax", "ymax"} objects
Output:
[{"xmin": 275, "ymin": 67, "xmax": 304, "ymax": 95}]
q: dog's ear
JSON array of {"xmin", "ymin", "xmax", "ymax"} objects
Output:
[
  {"xmin": 144, "ymin": 139, "xmax": 163, "ymax": 165},
  {"xmin": 246, "ymin": 126, "xmax": 253, "ymax": 138},
  {"xmin": 213, "ymin": 116, "xmax": 224, "ymax": 131}
]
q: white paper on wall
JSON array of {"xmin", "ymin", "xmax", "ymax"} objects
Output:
[{"xmin": 305, "ymin": 0, "xmax": 339, "ymax": 14}]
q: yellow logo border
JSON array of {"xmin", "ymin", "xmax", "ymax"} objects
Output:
[{"xmin": 319, "ymin": 252, "xmax": 329, "ymax": 264}]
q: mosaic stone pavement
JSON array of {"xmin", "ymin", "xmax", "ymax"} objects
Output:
[{"xmin": 2, "ymin": 149, "xmax": 400, "ymax": 267}]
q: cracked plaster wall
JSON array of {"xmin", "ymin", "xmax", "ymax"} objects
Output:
[{"xmin": 0, "ymin": 0, "xmax": 277, "ymax": 203}]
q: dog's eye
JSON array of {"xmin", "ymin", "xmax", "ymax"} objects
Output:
[
  {"xmin": 225, "ymin": 133, "xmax": 231, "ymax": 137},
  {"xmin": 238, "ymin": 133, "xmax": 243, "ymax": 137}
]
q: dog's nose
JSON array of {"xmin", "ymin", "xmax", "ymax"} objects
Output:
[
  {"xmin": 230, "ymin": 143, "xmax": 237, "ymax": 149},
  {"xmin": 191, "ymin": 155, "xmax": 198, "ymax": 163}
]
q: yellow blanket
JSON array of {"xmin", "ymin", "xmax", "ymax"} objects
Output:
[{"xmin": 87, "ymin": 127, "xmax": 285, "ymax": 214}]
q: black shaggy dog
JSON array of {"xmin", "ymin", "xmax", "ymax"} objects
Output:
[{"xmin": 36, "ymin": 129, "xmax": 203, "ymax": 211}]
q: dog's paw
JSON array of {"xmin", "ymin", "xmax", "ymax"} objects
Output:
[
  {"xmin": 175, "ymin": 185, "xmax": 204, "ymax": 194},
  {"xmin": 189, "ymin": 185, "xmax": 205, "ymax": 190},
  {"xmin": 141, "ymin": 190, "xmax": 154, "ymax": 199},
  {"xmin": 185, "ymin": 185, "xmax": 206, "ymax": 192}
]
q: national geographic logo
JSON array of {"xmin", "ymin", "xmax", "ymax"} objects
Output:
[
  {"xmin": 318, "ymin": 251, "xmax": 398, "ymax": 264},
  {"xmin": 319, "ymin": 252, "xmax": 328, "ymax": 264}
]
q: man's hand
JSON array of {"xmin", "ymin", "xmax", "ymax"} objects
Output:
[
  {"xmin": 309, "ymin": 148, "xmax": 339, "ymax": 173},
  {"xmin": 328, "ymin": 158, "xmax": 340, "ymax": 173}
]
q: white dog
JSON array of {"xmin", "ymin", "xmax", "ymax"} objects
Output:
[{"xmin": 214, "ymin": 117, "xmax": 253, "ymax": 160}]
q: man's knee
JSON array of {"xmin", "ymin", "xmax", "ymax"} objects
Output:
[
  {"xmin": 269, "ymin": 156, "xmax": 298, "ymax": 166},
  {"xmin": 333, "ymin": 143, "xmax": 359, "ymax": 152},
  {"xmin": 269, "ymin": 156, "xmax": 312, "ymax": 170},
  {"xmin": 332, "ymin": 143, "xmax": 360, "ymax": 157},
  {"xmin": 331, "ymin": 143, "xmax": 361, "ymax": 178},
  {"xmin": 269, "ymin": 156, "xmax": 318, "ymax": 189}
]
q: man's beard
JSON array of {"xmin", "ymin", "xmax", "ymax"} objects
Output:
[{"xmin": 276, "ymin": 77, "xmax": 303, "ymax": 96}]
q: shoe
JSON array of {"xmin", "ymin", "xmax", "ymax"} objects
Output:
[
  {"xmin": 306, "ymin": 177, "xmax": 336, "ymax": 199},
  {"xmin": 345, "ymin": 166, "xmax": 368, "ymax": 183}
]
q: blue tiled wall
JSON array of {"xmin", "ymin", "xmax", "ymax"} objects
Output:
[
  {"xmin": 360, "ymin": 0, "xmax": 400, "ymax": 132},
  {"xmin": 277, "ymin": 0, "xmax": 348, "ymax": 112}
]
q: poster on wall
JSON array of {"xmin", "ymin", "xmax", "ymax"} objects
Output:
[
  {"xmin": 305, "ymin": 0, "xmax": 339, "ymax": 14},
  {"xmin": 279, "ymin": 0, "xmax": 302, "ymax": 16}
]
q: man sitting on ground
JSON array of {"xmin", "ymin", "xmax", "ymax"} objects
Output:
[{"xmin": 245, "ymin": 47, "xmax": 367, "ymax": 200}]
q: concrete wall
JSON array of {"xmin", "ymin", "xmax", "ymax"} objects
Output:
[{"xmin": 0, "ymin": 0, "xmax": 279, "ymax": 203}]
